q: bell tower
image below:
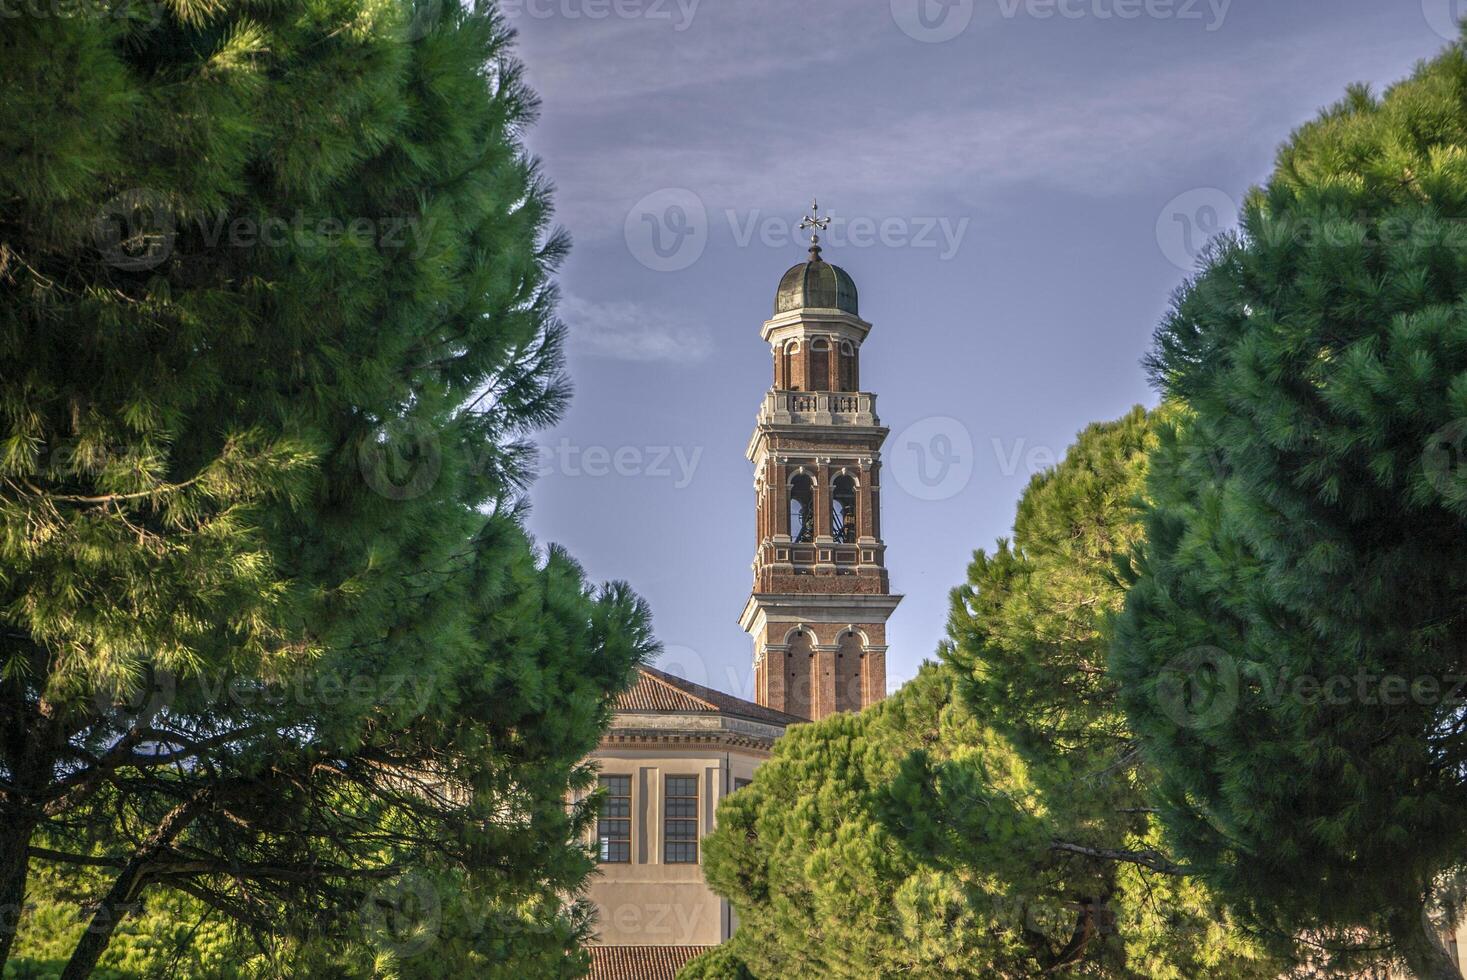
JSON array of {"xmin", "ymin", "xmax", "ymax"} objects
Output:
[{"xmin": 739, "ymin": 202, "xmax": 901, "ymax": 722}]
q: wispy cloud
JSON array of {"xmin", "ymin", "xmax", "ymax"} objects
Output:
[
  {"xmin": 558, "ymin": 293, "xmax": 714, "ymax": 363},
  {"xmin": 509, "ymin": 0, "xmax": 882, "ymax": 107},
  {"xmin": 519, "ymin": 11, "xmax": 1427, "ymax": 241}
]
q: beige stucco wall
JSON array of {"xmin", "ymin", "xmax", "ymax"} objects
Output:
[{"xmin": 583, "ymin": 742, "xmax": 768, "ymax": 947}]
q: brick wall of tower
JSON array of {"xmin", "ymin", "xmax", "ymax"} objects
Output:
[{"xmin": 752, "ymin": 621, "xmax": 887, "ymax": 721}]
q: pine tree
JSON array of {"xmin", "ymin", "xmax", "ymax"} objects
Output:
[
  {"xmin": 0, "ymin": 0, "xmax": 654, "ymax": 974},
  {"xmin": 1113, "ymin": 34, "xmax": 1467, "ymax": 980},
  {"xmin": 691, "ymin": 412, "xmax": 1280, "ymax": 979}
]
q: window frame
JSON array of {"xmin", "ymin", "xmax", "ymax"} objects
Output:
[
  {"xmin": 839, "ymin": 340, "xmax": 856, "ymax": 391},
  {"xmin": 597, "ymin": 774, "xmax": 632, "ymax": 864},
  {"xmin": 809, "ymin": 337, "xmax": 831, "ymax": 391},
  {"xmin": 663, "ymin": 774, "xmax": 699, "ymax": 864}
]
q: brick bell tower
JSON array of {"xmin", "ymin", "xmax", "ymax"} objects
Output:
[{"xmin": 739, "ymin": 201, "xmax": 901, "ymax": 722}]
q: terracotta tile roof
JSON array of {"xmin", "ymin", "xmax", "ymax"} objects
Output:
[
  {"xmin": 616, "ymin": 665, "xmax": 803, "ymax": 728},
  {"xmin": 587, "ymin": 945, "xmax": 714, "ymax": 980}
]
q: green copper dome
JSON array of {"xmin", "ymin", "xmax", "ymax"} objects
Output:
[{"xmin": 775, "ymin": 250, "xmax": 858, "ymax": 316}]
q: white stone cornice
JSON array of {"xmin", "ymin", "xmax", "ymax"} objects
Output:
[
  {"xmin": 760, "ymin": 308, "xmax": 872, "ymax": 346},
  {"xmin": 607, "ymin": 711, "xmax": 791, "ymax": 745},
  {"xmin": 740, "ymin": 592, "xmax": 903, "ymax": 633}
]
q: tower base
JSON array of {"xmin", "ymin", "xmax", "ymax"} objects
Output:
[{"xmin": 740, "ymin": 592, "xmax": 900, "ymax": 721}]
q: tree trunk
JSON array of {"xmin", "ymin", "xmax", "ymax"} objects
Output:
[
  {"xmin": 1395, "ymin": 905, "xmax": 1462, "ymax": 980},
  {"xmin": 60, "ymin": 793, "xmax": 209, "ymax": 980},
  {"xmin": 0, "ymin": 688, "xmax": 59, "ymax": 974},
  {"xmin": 0, "ymin": 813, "xmax": 37, "ymax": 970}
]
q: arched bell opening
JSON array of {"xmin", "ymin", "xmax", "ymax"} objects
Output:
[
  {"xmin": 789, "ymin": 474, "xmax": 816, "ymax": 544},
  {"xmin": 831, "ymin": 474, "xmax": 858, "ymax": 544}
]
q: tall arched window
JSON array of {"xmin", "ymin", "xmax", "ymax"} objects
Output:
[
  {"xmin": 839, "ymin": 341, "xmax": 857, "ymax": 391},
  {"xmin": 831, "ymin": 474, "xmax": 857, "ymax": 544},
  {"xmin": 836, "ymin": 630, "xmax": 864, "ymax": 712},
  {"xmin": 787, "ymin": 630, "xmax": 816, "ymax": 721},
  {"xmin": 809, "ymin": 338, "xmax": 830, "ymax": 391},
  {"xmin": 783, "ymin": 341, "xmax": 800, "ymax": 390},
  {"xmin": 790, "ymin": 474, "xmax": 815, "ymax": 543}
]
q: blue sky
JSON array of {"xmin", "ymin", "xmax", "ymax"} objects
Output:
[{"xmin": 510, "ymin": 0, "xmax": 1457, "ymax": 700}]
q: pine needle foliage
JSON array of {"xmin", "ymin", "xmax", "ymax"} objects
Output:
[
  {"xmin": 1113, "ymin": 31, "xmax": 1467, "ymax": 980},
  {"xmin": 0, "ymin": 0, "xmax": 654, "ymax": 975}
]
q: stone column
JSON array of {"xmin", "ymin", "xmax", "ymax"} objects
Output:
[
  {"xmin": 772, "ymin": 463, "xmax": 789, "ymax": 537},
  {"xmin": 869, "ymin": 462, "xmax": 883, "ymax": 540}
]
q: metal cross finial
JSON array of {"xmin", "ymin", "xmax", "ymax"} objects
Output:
[{"xmin": 799, "ymin": 198, "xmax": 831, "ymax": 258}]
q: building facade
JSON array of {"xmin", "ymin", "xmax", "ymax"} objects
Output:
[{"xmin": 584, "ymin": 666, "xmax": 798, "ymax": 978}]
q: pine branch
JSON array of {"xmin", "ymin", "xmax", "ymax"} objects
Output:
[{"xmin": 1048, "ymin": 840, "xmax": 1189, "ymax": 876}]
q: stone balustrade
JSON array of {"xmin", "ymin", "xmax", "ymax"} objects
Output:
[{"xmin": 757, "ymin": 390, "xmax": 880, "ymax": 427}]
